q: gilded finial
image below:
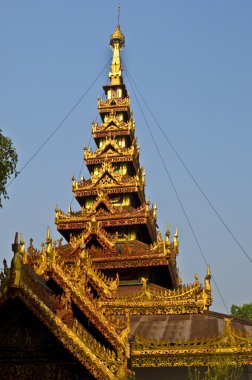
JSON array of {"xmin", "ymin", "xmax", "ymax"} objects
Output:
[
  {"xmin": 204, "ymin": 265, "xmax": 211, "ymax": 292},
  {"xmin": 165, "ymin": 224, "xmax": 170, "ymax": 245},
  {"xmin": 45, "ymin": 226, "xmax": 54, "ymax": 260},
  {"xmin": 110, "ymin": 25, "xmax": 125, "ymax": 50},
  {"xmin": 46, "ymin": 226, "xmax": 51, "ymax": 242},
  {"xmin": 153, "ymin": 203, "xmax": 157, "ymax": 221},
  {"xmin": 201, "ymin": 265, "xmax": 212, "ymax": 310},
  {"xmin": 109, "ymin": 15, "xmax": 125, "ymax": 85},
  {"xmin": 142, "ymin": 168, "xmax": 146, "ymax": 185},
  {"xmin": 20, "ymin": 233, "xmax": 27, "ymax": 264},
  {"xmin": 68, "ymin": 205, "xmax": 72, "ymax": 214},
  {"xmin": 206, "ymin": 264, "xmax": 211, "ymax": 278},
  {"xmin": 20, "ymin": 233, "xmax": 25, "ymax": 253},
  {"xmin": 72, "ymin": 175, "xmax": 77, "ymax": 190},
  {"xmin": 173, "ymin": 227, "xmax": 179, "ymax": 249}
]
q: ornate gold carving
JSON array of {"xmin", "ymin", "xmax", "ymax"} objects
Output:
[
  {"xmin": 74, "ymin": 162, "xmax": 144, "ymax": 194},
  {"xmin": 131, "ymin": 317, "xmax": 252, "ymax": 368},
  {"xmin": 92, "ymin": 114, "xmax": 134, "ymax": 135},
  {"xmin": 0, "ymin": 257, "xmax": 133, "ymax": 379},
  {"xmin": 109, "ymin": 24, "xmax": 125, "ymax": 85},
  {"xmin": 4, "ymin": 23, "xmax": 246, "ymax": 380},
  {"xmin": 102, "ymin": 268, "xmax": 212, "ymax": 315},
  {"xmin": 98, "ymin": 97, "xmax": 130, "ymax": 112},
  {"xmin": 84, "ymin": 136, "xmax": 138, "ymax": 161}
]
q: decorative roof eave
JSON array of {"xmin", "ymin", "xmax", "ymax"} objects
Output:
[
  {"xmin": 93, "ymin": 128, "xmax": 134, "ymax": 140},
  {"xmin": 58, "ymin": 220, "xmax": 119, "ymax": 249},
  {"xmin": 84, "ymin": 137, "xmax": 139, "ymax": 161},
  {"xmin": 55, "ymin": 210, "xmax": 157, "ymax": 243},
  {"xmin": 98, "ymin": 97, "xmax": 130, "ymax": 112},
  {"xmin": 56, "ymin": 202, "xmax": 150, "ymax": 221},
  {"xmin": 28, "ymin": 243, "xmax": 119, "ymax": 300},
  {"xmin": 88, "ymin": 235, "xmax": 180, "ymax": 268},
  {"xmin": 102, "ymin": 272, "xmax": 212, "ymax": 316},
  {"xmin": 3, "ymin": 236, "xmax": 131, "ymax": 353},
  {"xmin": 92, "ymin": 253, "xmax": 178, "ymax": 270},
  {"xmin": 48, "ymin": 261, "xmax": 126, "ymax": 344},
  {"xmin": 74, "ymin": 185, "xmax": 146, "ymax": 204},
  {"xmin": 85, "ymin": 155, "xmax": 140, "ymax": 173},
  {"xmin": 73, "ymin": 163, "xmax": 145, "ymax": 192},
  {"xmin": 0, "ymin": 260, "xmax": 132, "ymax": 379},
  {"xmin": 131, "ymin": 349, "xmax": 252, "ymax": 368},
  {"xmin": 92, "ymin": 117, "xmax": 135, "ymax": 137},
  {"xmin": 131, "ymin": 318, "xmax": 252, "ymax": 368},
  {"xmin": 50, "ymin": 267, "xmax": 126, "ymax": 351}
]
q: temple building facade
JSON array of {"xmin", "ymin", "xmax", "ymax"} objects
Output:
[{"xmin": 1, "ymin": 24, "xmax": 252, "ymax": 380}]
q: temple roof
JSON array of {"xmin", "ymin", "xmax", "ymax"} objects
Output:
[
  {"xmin": 130, "ymin": 312, "xmax": 252, "ymax": 367},
  {"xmin": 2, "ymin": 20, "xmax": 252, "ymax": 378},
  {"xmin": 130, "ymin": 312, "xmax": 252, "ymax": 342}
]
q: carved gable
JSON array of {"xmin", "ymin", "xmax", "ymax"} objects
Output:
[{"xmin": 0, "ymin": 298, "xmax": 94, "ymax": 380}]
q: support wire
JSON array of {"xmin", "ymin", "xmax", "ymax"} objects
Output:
[
  {"xmin": 124, "ymin": 67, "xmax": 229, "ymax": 313},
  {"xmin": 123, "ymin": 63, "xmax": 252, "ymax": 265},
  {"xmin": 7, "ymin": 60, "xmax": 110, "ymax": 188}
]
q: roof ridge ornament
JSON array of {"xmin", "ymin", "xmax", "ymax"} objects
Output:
[{"xmin": 109, "ymin": 9, "xmax": 125, "ymax": 85}]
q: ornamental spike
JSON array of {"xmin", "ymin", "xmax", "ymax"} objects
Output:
[
  {"xmin": 20, "ymin": 233, "xmax": 25, "ymax": 252},
  {"xmin": 165, "ymin": 224, "xmax": 171, "ymax": 246},
  {"xmin": 206, "ymin": 264, "xmax": 211, "ymax": 278},
  {"xmin": 173, "ymin": 227, "xmax": 179, "ymax": 249},
  {"xmin": 12, "ymin": 232, "xmax": 19, "ymax": 254},
  {"xmin": 46, "ymin": 226, "xmax": 51, "ymax": 242},
  {"xmin": 166, "ymin": 224, "xmax": 170, "ymax": 238}
]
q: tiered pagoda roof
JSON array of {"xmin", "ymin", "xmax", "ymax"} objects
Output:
[
  {"xmin": 53, "ymin": 23, "xmax": 181, "ymax": 291},
  {"xmin": 1, "ymin": 22, "xmax": 252, "ymax": 379}
]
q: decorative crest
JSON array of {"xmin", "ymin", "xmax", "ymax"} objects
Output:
[{"xmin": 109, "ymin": 18, "xmax": 125, "ymax": 85}]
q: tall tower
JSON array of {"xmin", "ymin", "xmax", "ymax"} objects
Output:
[
  {"xmin": 55, "ymin": 24, "xmax": 180, "ymax": 290},
  {"xmin": 7, "ymin": 22, "xmax": 252, "ymax": 380}
]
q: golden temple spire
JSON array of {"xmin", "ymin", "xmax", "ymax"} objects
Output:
[{"xmin": 109, "ymin": 17, "xmax": 125, "ymax": 85}]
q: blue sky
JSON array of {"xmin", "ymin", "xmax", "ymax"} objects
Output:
[{"xmin": 1, "ymin": 1, "xmax": 252, "ymax": 314}]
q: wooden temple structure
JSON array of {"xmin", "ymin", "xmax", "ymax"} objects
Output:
[{"xmin": 1, "ymin": 24, "xmax": 252, "ymax": 380}]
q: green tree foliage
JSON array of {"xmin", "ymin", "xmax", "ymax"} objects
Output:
[
  {"xmin": 188, "ymin": 364, "xmax": 243, "ymax": 380},
  {"xmin": 0, "ymin": 129, "xmax": 18, "ymax": 207},
  {"xmin": 231, "ymin": 303, "xmax": 252, "ymax": 320}
]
